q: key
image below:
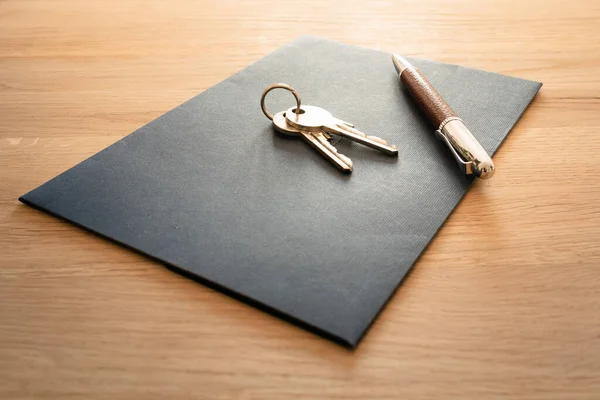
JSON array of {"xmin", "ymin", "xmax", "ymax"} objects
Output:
[
  {"xmin": 272, "ymin": 111, "xmax": 353, "ymax": 172},
  {"xmin": 284, "ymin": 105, "xmax": 399, "ymax": 156}
]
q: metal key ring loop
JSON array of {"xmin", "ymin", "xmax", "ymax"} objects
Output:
[{"xmin": 260, "ymin": 83, "xmax": 301, "ymax": 121}]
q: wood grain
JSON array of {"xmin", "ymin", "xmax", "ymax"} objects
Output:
[{"xmin": 1, "ymin": 0, "xmax": 600, "ymax": 399}]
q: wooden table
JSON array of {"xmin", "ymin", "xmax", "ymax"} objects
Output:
[{"xmin": 2, "ymin": 0, "xmax": 599, "ymax": 398}]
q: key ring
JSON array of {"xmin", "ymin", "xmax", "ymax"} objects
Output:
[{"xmin": 260, "ymin": 83, "xmax": 301, "ymax": 121}]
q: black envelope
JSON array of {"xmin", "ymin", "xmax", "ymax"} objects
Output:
[{"xmin": 20, "ymin": 36, "xmax": 542, "ymax": 347}]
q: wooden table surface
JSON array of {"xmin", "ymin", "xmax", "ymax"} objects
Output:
[{"xmin": 1, "ymin": 0, "xmax": 599, "ymax": 398}]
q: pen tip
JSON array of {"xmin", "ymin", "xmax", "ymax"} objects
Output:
[{"xmin": 391, "ymin": 53, "xmax": 411, "ymax": 74}]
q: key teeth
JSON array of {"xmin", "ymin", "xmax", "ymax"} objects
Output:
[
  {"xmin": 319, "ymin": 136, "xmax": 337, "ymax": 152},
  {"xmin": 314, "ymin": 132, "xmax": 353, "ymax": 170}
]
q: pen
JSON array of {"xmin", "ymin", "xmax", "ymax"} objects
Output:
[{"xmin": 392, "ymin": 54, "xmax": 495, "ymax": 179}]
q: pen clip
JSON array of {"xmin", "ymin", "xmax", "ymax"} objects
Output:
[{"xmin": 435, "ymin": 129, "xmax": 473, "ymax": 175}]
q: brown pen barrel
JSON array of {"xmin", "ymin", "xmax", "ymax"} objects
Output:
[
  {"xmin": 400, "ymin": 68, "xmax": 456, "ymax": 128},
  {"xmin": 398, "ymin": 65, "xmax": 495, "ymax": 179}
]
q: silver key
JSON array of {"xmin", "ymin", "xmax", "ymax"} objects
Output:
[
  {"xmin": 284, "ymin": 105, "xmax": 399, "ymax": 156},
  {"xmin": 272, "ymin": 111, "xmax": 353, "ymax": 172}
]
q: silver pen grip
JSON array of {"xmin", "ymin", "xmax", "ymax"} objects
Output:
[{"xmin": 439, "ymin": 119, "xmax": 495, "ymax": 179}]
